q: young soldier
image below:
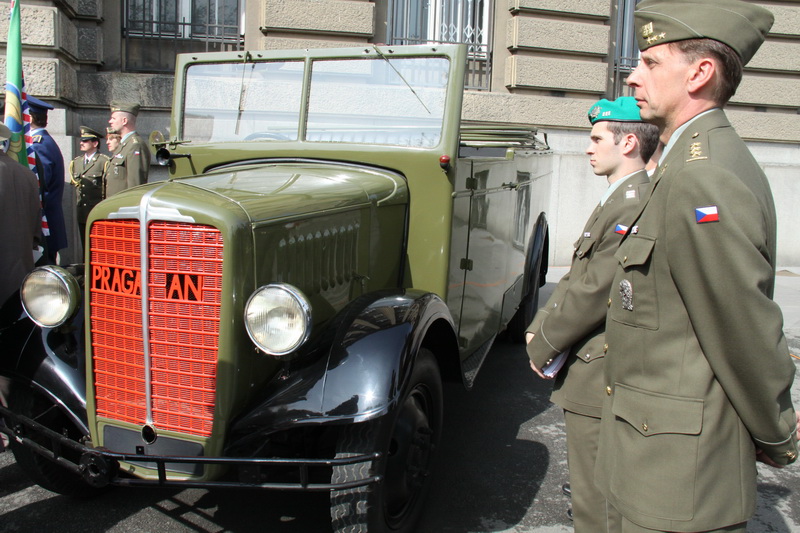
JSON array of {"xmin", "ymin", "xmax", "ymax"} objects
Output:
[
  {"xmin": 596, "ymin": 1, "xmax": 799, "ymax": 532},
  {"xmin": 106, "ymin": 102, "xmax": 150, "ymax": 197},
  {"xmin": 526, "ymin": 97, "xmax": 659, "ymax": 532},
  {"xmin": 69, "ymin": 126, "xmax": 109, "ymax": 251}
]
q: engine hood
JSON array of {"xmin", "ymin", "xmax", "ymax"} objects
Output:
[{"xmin": 167, "ymin": 160, "xmax": 408, "ymax": 223}]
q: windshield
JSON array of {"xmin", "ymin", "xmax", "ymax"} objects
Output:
[
  {"xmin": 183, "ymin": 60, "xmax": 304, "ymax": 142},
  {"xmin": 182, "ymin": 55, "xmax": 450, "ymax": 148}
]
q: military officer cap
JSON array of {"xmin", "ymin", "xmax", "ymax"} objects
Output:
[
  {"xmin": 0, "ymin": 123, "xmax": 11, "ymax": 141},
  {"xmin": 79, "ymin": 126, "xmax": 104, "ymax": 141},
  {"xmin": 588, "ymin": 97, "xmax": 643, "ymax": 124},
  {"xmin": 107, "ymin": 127, "xmax": 119, "ymax": 135},
  {"xmin": 110, "ymin": 102, "xmax": 141, "ymax": 116},
  {"xmin": 27, "ymin": 95, "xmax": 54, "ymax": 115},
  {"xmin": 634, "ymin": 0, "xmax": 774, "ymax": 65}
]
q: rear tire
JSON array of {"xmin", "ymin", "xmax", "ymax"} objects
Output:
[
  {"xmin": 9, "ymin": 387, "xmax": 101, "ymax": 498},
  {"xmin": 330, "ymin": 349, "xmax": 443, "ymax": 533}
]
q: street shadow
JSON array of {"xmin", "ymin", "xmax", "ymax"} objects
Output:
[{"xmin": 417, "ymin": 338, "xmax": 556, "ymax": 533}]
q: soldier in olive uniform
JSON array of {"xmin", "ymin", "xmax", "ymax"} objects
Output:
[
  {"xmin": 525, "ymin": 98, "xmax": 658, "ymax": 533},
  {"xmin": 69, "ymin": 126, "xmax": 109, "ymax": 250},
  {"xmin": 106, "ymin": 102, "xmax": 150, "ymax": 197},
  {"xmin": 595, "ymin": 2, "xmax": 799, "ymax": 532}
]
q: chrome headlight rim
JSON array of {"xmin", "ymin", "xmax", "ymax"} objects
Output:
[
  {"xmin": 20, "ymin": 265, "xmax": 81, "ymax": 328},
  {"xmin": 244, "ymin": 283, "xmax": 312, "ymax": 356}
]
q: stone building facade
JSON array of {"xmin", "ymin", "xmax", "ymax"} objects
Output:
[{"xmin": 2, "ymin": 0, "xmax": 798, "ymax": 265}]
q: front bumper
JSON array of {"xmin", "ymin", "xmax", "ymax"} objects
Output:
[{"xmin": 0, "ymin": 404, "xmax": 381, "ymax": 491}]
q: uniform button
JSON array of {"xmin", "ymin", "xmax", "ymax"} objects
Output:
[
  {"xmin": 642, "ymin": 423, "xmax": 648, "ymax": 432},
  {"xmin": 623, "ymin": 256, "xmax": 628, "ymax": 262},
  {"xmin": 584, "ymin": 354, "xmax": 590, "ymax": 360},
  {"xmin": 607, "ymin": 298, "xmax": 611, "ymax": 307},
  {"xmin": 606, "ymin": 386, "xmax": 612, "ymax": 396},
  {"xmin": 603, "ymin": 343, "xmax": 608, "ymax": 354}
]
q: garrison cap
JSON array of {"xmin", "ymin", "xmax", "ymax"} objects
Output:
[
  {"xmin": 106, "ymin": 127, "xmax": 119, "ymax": 136},
  {"xmin": 634, "ymin": 0, "xmax": 774, "ymax": 65},
  {"xmin": 588, "ymin": 97, "xmax": 643, "ymax": 124},
  {"xmin": 27, "ymin": 95, "xmax": 54, "ymax": 115},
  {"xmin": 110, "ymin": 102, "xmax": 141, "ymax": 116},
  {"xmin": 79, "ymin": 126, "xmax": 103, "ymax": 140},
  {"xmin": 0, "ymin": 123, "xmax": 11, "ymax": 141}
]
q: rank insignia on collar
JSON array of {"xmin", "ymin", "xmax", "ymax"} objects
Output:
[
  {"xmin": 695, "ymin": 206, "xmax": 719, "ymax": 223},
  {"xmin": 687, "ymin": 142, "xmax": 708, "ymax": 162},
  {"xmin": 615, "ymin": 224, "xmax": 628, "ymax": 235},
  {"xmin": 625, "ymin": 189, "xmax": 637, "ymax": 199}
]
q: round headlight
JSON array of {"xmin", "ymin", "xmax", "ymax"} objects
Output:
[
  {"xmin": 244, "ymin": 284, "xmax": 311, "ymax": 356},
  {"xmin": 21, "ymin": 266, "xmax": 81, "ymax": 328}
]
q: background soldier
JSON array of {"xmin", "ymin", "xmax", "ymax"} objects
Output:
[
  {"xmin": 526, "ymin": 97, "xmax": 658, "ymax": 533},
  {"xmin": 28, "ymin": 95, "xmax": 67, "ymax": 263},
  {"xmin": 596, "ymin": 1, "xmax": 799, "ymax": 532},
  {"xmin": 69, "ymin": 126, "xmax": 109, "ymax": 251},
  {"xmin": 106, "ymin": 102, "xmax": 150, "ymax": 197},
  {"xmin": 0, "ymin": 122, "xmax": 41, "ymax": 306}
]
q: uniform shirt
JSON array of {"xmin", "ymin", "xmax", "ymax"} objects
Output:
[
  {"xmin": 105, "ymin": 131, "xmax": 150, "ymax": 198},
  {"xmin": 30, "ymin": 128, "xmax": 67, "ymax": 253},
  {"xmin": 526, "ymin": 170, "xmax": 650, "ymax": 417},
  {"xmin": 596, "ymin": 109, "xmax": 797, "ymax": 531},
  {"xmin": 70, "ymin": 151, "xmax": 110, "ymax": 224}
]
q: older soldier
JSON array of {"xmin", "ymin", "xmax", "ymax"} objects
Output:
[
  {"xmin": 596, "ymin": 1, "xmax": 799, "ymax": 532},
  {"xmin": 28, "ymin": 95, "xmax": 67, "ymax": 262},
  {"xmin": 69, "ymin": 126, "xmax": 109, "ymax": 251},
  {"xmin": 106, "ymin": 102, "xmax": 150, "ymax": 197},
  {"xmin": 526, "ymin": 97, "xmax": 658, "ymax": 532}
]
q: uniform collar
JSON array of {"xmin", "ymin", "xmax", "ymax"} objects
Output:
[
  {"xmin": 600, "ymin": 170, "xmax": 644, "ymax": 206},
  {"xmin": 659, "ymin": 108, "xmax": 717, "ymax": 165}
]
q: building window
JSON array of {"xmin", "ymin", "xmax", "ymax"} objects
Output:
[
  {"xmin": 387, "ymin": 0, "xmax": 493, "ymax": 91},
  {"xmin": 612, "ymin": 0, "xmax": 639, "ymax": 97},
  {"xmin": 124, "ymin": 0, "xmax": 244, "ymax": 73}
]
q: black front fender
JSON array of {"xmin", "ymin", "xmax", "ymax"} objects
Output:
[
  {"xmin": 0, "ymin": 284, "xmax": 88, "ymax": 436},
  {"xmin": 227, "ymin": 289, "xmax": 455, "ymax": 453}
]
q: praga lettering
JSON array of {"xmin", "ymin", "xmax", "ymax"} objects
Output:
[
  {"xmin": 92, "ymin": 265, "xmax": 142, "ymax": 296},
  {"xmin": 165, "ymin": 273, "xmax": 203, "ymax": 301}
]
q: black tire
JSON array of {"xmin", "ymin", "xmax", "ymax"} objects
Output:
[
  {"xmin": 9, "ymin": 387, "xmax": 102, "ymax": 498},
  {"xmin": 330, "ymin": 349, "xmax": 443, "ymax": 533},
  {"xmin": 505, "ymin": 256, "xmax": 543, "ymax": 343}
]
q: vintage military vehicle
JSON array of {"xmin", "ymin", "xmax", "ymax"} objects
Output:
[{"xmin": 0, "ymin": 44, "xmax": 552, "ymax": 532}]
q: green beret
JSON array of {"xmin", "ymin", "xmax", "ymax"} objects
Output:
[
  {"xmin": 79, "ymin": 125, "xmax": 103, "ymax": 140},
  {"xmin": 110, "ymin": 102, "xmax": 141, "ymax": 116},
  {"xmin": 634, "ymin": 0, "xmax": 773, "ymax": 65},
  {"xmin": 588, "ymin": 97, "xmax": 642, "ymax": 124}
]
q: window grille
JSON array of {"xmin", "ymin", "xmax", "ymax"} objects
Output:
[
  {"xmin": 124, "ymin": 0, "xmax": 244, "ymax": 73},
  {"xmin": 612, "ymin": 0, "xmax": 640, "ymax": 97},
  {"xmin": 387, "ymin": 0, "xmax": 493, "ymax": 91}
]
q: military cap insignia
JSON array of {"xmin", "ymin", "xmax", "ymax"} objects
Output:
[
  {"xmin": 642, "ymin": 22, "xmax": 654, "ymax": 38},
  {"xmin": 619, "ymin": 279, "xmax": 634, "ymax": 311},
  {"xmin": 590, "ymin": 106, "xmax": 601, "ymax": 119},
  {"xmin": 695, "ymin": 206, "xmax": 719, "ymax": 224},
  {"xmin": 687, "ymin": 142, "xmax": 708, "ymax": 162}
]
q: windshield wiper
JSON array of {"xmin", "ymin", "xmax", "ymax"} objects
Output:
[{"xmin": 372, "ymin": 45, "xmax": 431, "ymax": 115}]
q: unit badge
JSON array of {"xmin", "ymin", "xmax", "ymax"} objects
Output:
[{"xmin": 620, "ymin": 279, "xmax": 633, "ymax": 311}]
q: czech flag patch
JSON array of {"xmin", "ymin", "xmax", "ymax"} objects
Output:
[
  {"xmin": 695, "ymin": 206, "xmax": 719, "ymax": 223},
  {"xmin": 615, "ymin": 224, "xmax": 629, "ymax": 235}
]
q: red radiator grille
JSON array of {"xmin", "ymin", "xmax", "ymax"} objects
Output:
[
  {"xmin": 148, "ymin": 222, "xmax": 223, "ymax": 436},
  {"xmin": 90, "ymin": 220, "xmax": 224, "ymax": 438}
]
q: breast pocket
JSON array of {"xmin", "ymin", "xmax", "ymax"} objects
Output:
[
  {"xmin": 610, "ymin": 235, "xmax": 658, "ymax": 329},
  {"xmin": 573, "ymin": 236, "xmax": 596, "ymax": 260}
]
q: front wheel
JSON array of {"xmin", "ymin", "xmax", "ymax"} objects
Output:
[
  {"xmin": 330, "ymin": 348, "xmax": 443, "ymax": 533},
  {"xmin": 9, "ymin": 387, "xmax": 102, "ymax": 498}
]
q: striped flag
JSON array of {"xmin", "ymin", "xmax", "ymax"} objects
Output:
[{"xmin": 4, "ymin": 0, "xmax": 49, "ymax": 236}]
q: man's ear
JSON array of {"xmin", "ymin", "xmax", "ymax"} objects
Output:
[
  {"xmin": 687, "ymin": 57, "xmax": 716, "ymax": 95},
  {"xmin": 620, "ymin": 133, "xmax": 638, "ymax": 156}
]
